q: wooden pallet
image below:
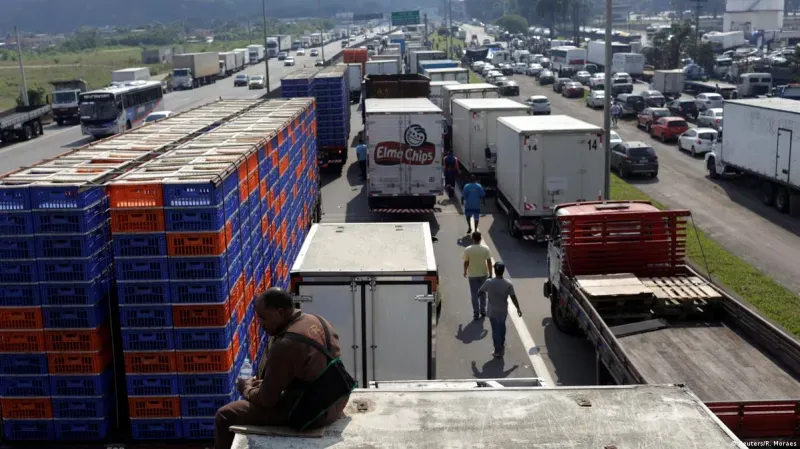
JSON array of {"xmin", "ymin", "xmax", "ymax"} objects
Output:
[{"xmin": 641, "ymin": 277, "xmax": 722, "ymax": 305}]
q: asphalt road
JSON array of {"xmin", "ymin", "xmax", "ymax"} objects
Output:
[
  {"xmin": 464, "ymin": 24, "xmax": 800, "ymax": 298},
  {"xmin": 0, "ymin": 27, "xmax": 390, "ymax": 174}
]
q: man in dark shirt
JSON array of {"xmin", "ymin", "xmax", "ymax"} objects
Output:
[{"xmin": 214, "ymin": 288, "xmax": 350, "ymax": 449}]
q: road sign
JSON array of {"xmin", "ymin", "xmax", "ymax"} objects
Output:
[
  {"xmin": 392, "ymin": 10, "xmax": 421, "ymax": 26},
  {"xmin": 354, "ymin": 13, "xmax": 384, "ymax": 21}
]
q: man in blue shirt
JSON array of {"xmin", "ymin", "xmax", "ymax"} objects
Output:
[
  {"xmin": 461, "ymin": 176, "xmax": 485, "ymax": 234},
  {"xmin": 355, "ymin": 138, "xmax": 368, "ymax": 180}
]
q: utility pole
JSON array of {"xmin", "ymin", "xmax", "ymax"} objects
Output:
[
  {"xmin": 262, "ymin": 0, "xmax": 270, "ymax": 91},
  {"xmin": 602, "ymin": 0, "xmax": 611, "ymax": 199},
  {"xmin": 319, "ymin": 0, "xmax": 326, "ymax": 65},
  {"xmin": 693, "ymin": 0, "xmax": 706, "ymax": 48},
  {"xmin": 15, "ymin": 26, "xmax": 28, "ymax": 107}
]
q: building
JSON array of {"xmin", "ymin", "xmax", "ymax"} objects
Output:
[
  {"xmin": 141, "ymin": 46, "xmax": 184, "ymax": 64},
  {"xmin": 724, "ymin": 0, "xmax": 784, "ymax": 32},
  {"xmin": 612, "ymin": 0, "xmax": 633, "ymax": 22}
]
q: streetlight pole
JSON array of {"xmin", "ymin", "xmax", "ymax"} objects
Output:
[
  {"xmin": 448, "ymin": 0, "xmax": 452, "ymax": 58},
  {"xmin": 319, "ymin": 0, "xmax": 326, "ymax": 65},
  {"xmin": 15, "ymin": 26, "xmax": 29, "ymax": 106},
  {"xmin": 262, "ymin": 0, "xmax": 271, "ymax": 91},
  {"xmin": 602, "ymin": 0, "xmax": 612, "ymax": 199}
]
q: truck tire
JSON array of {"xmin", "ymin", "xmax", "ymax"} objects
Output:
[
  {"xmin": 21, "ymin": 124, "xmax": 33, "ymax": 141},
  {"xmin": 775, "ymin": 187, "xmax": 790, "ymax": 213},
  {"xmin": 33, "ymin": 121, "xmax": 42, "ymax": 136},
  {"xmin": 550, "ymin": 298, "xmax": 584, "ymax": 337},
  {"xmin": 761, "ymin": 181, "xmax": 775, "ymax": 206}
]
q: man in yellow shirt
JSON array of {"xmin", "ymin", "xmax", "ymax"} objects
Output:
[{"xmin": 462, "ymin": 231, "xmax": 493, "ymax": 320}]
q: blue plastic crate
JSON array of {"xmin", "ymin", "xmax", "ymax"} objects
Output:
[
  {"xmin": 164, "ymin": 205, "xmax": 226, "ymax": 232},
  {"xmin": 173, "ymin": 324, "xmax": 234, "ymax": 351},
  {"xmin": 43, "ymin": 302, "xmax": 108, "ymax": 329},
  {"xmin": 32, "ymin": 199, "xmax": 107, "ymax": 234},
  {"xmin": 119, "ymin": 304, "xmax": 173, "ymax": 328},
  {"xmin": 0, "ymin": 235, "xmax": 36, "ymax": 259},
  {"xmin": 117, "ymin": 281, "xmax": 171, "ymax": 305},
  {"xmin": 116, "ymin": 257, "xmax": 169, "ymax": 281},
  {"xmin": 126, "ymin": 374, "xmax": 179, "ymax": 396},
  {"xmin": 181, "ymin": 418, "xmax": 216, "ymax": 440},
  {"xmin": 35, "ymin": 224, "xmax": 108, "ymax": 258},
  {"xmin": 226, "ymin": 232, "xmax": 242, "ymax": 260},
  {"xmin": 169, "ymin": 253, "xmax": 233, "ymax": 280},
  {"xmin": 52, "ymin": 396, "xmax": 114, "ymax": 419},
  {"xmin": 163, "ymin": 176, "xmax": 238, "ymax": 207},
  {"xmin": 169, "ymin": 278, "xmax": 228, "ymax": 304},
  {"xmin": 177, "ymin": 369, "xmax": 236, "ymax": 396},
  {"xmin": 0, "ymin": 259, "xmax": 38, "ymax": 283},
  {"xmin": 130, "ymin": 418, "xmax": 182, "ymax": 440},
  {"xmin": 0, "ymin": 211, "xmax": 34, "ymax": 235},
  {"xmin": 0, "ymin": 375, "xmax": 50, "ymax": 396},
  {"xmin": 121, "ymin": 328, "xmax": 175, "ymax": 351},
  {"xmin": 113, "ymin": 233, "xmax": 167, "ymax": 258},
  {"xmin": 53, "ymin": 417, "xmax": 110, "ymax": 441},
  {"xmin": 0, "ymin": 283, "xmax": 40, "ymax": 306},
  {"xmin": 38, "ymin": 247, "xmax": 108, "ymax": 282},
  {"xmin": 49, "ymin": 370, "xmax": 113, "ymax": 397},
  {"xmin": 31, "ymin": 186, "xmax": 105, "ymax": 210},
  {"xmin": 249, "ymin": 209, "xmax": 260, "ymax": 236},
  {"xmin": 180, "ymin": 390, "xmax": 236, "ymax": 418},
  {"xmin": 0, "ymin": 353, "xmax": 48, "ymax": 375},
  {"xmin": 40, "ymin": 271, "xmax": 110, "ymax": 306},
  {"xmin": 3, "ymin": 419, "xmax": 54, "ymax": 441},
  {"xmin": 0, "ymin": 187, "xmax": 31, "ymax": 211},
  {"xmin": 223, "ymin": 191, "xmax": 239, "ymax": 220}
]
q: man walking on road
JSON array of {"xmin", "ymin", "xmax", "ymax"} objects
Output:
[
  {"xmin": 461, "ymin": 176, "xmax": 485, "ymax": 233},
  {"xmin": 356, "ymin": 138, "xmax": 368, "ymax": 180},
  {"xmin": 478, "ymin": 262, "xmax": 522, "ymax": 358},
  {"xmin": 610, "ymin": 102, "xmax": 621, "ymax": 128},
  {"xmin": 463, "ymin": 231, "xmax": 493, "ymax": 321}
]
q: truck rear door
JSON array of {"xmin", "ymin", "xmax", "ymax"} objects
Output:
[
  {"xmin": 368, "ymin": 113, "xmax": 404, "ymax": 197},
  {"xmin": 403, "ymin": 113, "xmax": 443, "ymax": 196}
]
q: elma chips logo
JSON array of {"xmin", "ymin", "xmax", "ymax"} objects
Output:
[{"xmin": 374, "ymin": 124, "xmax": 435, "ymax": 166}]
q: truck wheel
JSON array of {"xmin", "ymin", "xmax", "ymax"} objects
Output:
[
  {"xmin": 550, "ymin": 299, "xmax": 584, "ymax": 337},
  {"xmin": 707, "ymin": 157, "xmax": 719, "ymax": 179},
  {"xmin": 761, "ymin": 182, "xmax": 775, "ymax": 206},
  {"xmin": 21, "ymin": 124, "xmax": 33, "ymax": 141},
  {"xmin": 126, "ymin": 121, "xmax": 132, "ymax": 131},
  {"xmin": 690, "ymin": 146, "xmax": 697, "ymax": 157},
  {"xmin": 33, "ymin": 121, "xmax": 42, "ymax": 136},
  {"xmin": 775, "ymin": 188, "xmax": 790, "ymax": 213},
  {"xmin": 56, "ymin": 118, "xmax": 64, "ymax": 126},
  {"xmin": 508, "ymin": 215, "xmax": 521, "ymax": 238}
]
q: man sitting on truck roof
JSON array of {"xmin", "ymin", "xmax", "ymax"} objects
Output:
[{"xmin": 214, "ymin": 288, "xmax": 355, "ymax": 449}]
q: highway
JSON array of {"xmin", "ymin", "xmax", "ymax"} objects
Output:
[
  {"xmin": 463, "ymin": 24, "xmax": 800, "ymax": 299},
  {"xmin": 0, "ymin": 27, "xmax": 391, "ymax": 174}
]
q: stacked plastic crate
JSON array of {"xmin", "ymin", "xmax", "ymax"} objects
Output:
[
  {"xmin": 312, "ymin": 65, "xmax": 350, "ymax": 165},
  {"xmin": 280, "ymin": 67, "xmax": 319, "ymax": 100}
]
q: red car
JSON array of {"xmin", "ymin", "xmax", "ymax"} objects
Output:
[
  {"xmin": 636, "ymin": 107, "xmax": 670, "ymax": 132},
  {"xmin": 562, "ymin": 82, "xmax": 584, "ymax": 98},
  {"xmin": 650, "ymin": 117, "xmax": 689, "ymax": 142}
]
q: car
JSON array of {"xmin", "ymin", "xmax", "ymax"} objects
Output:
[
  {"xmin": 615, "ymin": 93, "xmax": 645, "ymax": 117},
  {"xmin": 234, "ymin": 74, "xmax": 250, "ymax": 87},
  {"xmin": 491, "ymin": 76, "xmax": 509, "ymax": 85},
  {"xmin": 284, "ymin": 57, "xmax": 296, "ymax": 66},
  {"xmin": 513, "ymin": 62, "xmax": 528, "ymax": 74},
  {"xmin": 538, "ymin": 70, "xmax": 555, "ymax": 85},
  {"xmin": 609, "ymin": 130, "xmax": 623, "ymax": 147},
  {"xmin": 695, "ymin": 93, "xmax": 724, "ymax": 111},
  {"xmin": 696, "ymin": 108, "xmax": 723, "ymax": 130},
  {"xmin": 586, "ymin": 90, "xmax": 606, "ymax": 108},
  {"xmin": 341, "ymin": 40, "xmax": 348, "ymax": 48},
  {"xmin": 277, "ymin": 51, "xmax": 288, "ymax": 60},
  {"xmin": 583, "ymin": 63, "xmax": 599, "ymax": 75},
  {"xmin": 481, "ymin": 66, "xmax": 496, "ymax": 77},
  {"xmin": 500, "ymin": 64, "xmax": 514, "ymax": 76},
  {"xmin": 573, "ymin": 71, "xmax": 592, "ymax": 85},
  {"xmin": 496, "ymin": 80, "xmax": 519, "ymax": 96},
  {"xmin": 610, "ymin": 75, "xmax": 633, "ymax": 94},
  {"xmin": 636, "ymin": 107, "xmax": 670, "ymax": 132},
  {"xmin": 539, "ymin": 57, "xmax": 551, "ymax": 68},
  {"xmin": 472, "ymin": 61, "xmax": 486, "ymax": 71},
  {"xmin": 486, "ymin": 71, "xmax": 504, "ymax": 82},
  {"xmin": 650, "ymin": 117, "xmax": 690, "ymax": 142},
  {"xmin": 589, "ymin": 74, "xmax": 606, "ymax": 90},
  {"xmin": 483, "ymin": 39, "xmax": 491, "ymax": 45},
  {"xmin": 350, "ymin": 36, "xmax": 356, "ymax": 42},
  {"xmin": 248, "ymin": 75, "xmax": 266, "ymax": 89},
  {"xmin": 526, "ymin": 63, "xmax": 543, "ymax": 76},
  {"xmin": 310, "ymin": 49, "xmax": 319, "ymax": 56},
  {"xmin": 562, "ymin": 82, "xmax": 584, "ymax": 98},
  {"xmin": 611, "ymin": 141, "xmax": 659, "ymax": 178},
  {"xmin": 641, "ymin": 90, "xmax": 666, "ymax": 107},
  {"xmin": 668, "ymin": 99, "xmax": 699, "ymax": 120},
  {"xmin": 144, "ymin": 110, "xmax": 172, "ymax": 123},
  {"xmin": 553, "ymin": 77, "xmax": 571, "ymax": 93},
  {"xmin": 526, "ymin": 95, "xmax": 551, "ymax": 114},
  {"xmin": 532, "ymin": 54, "xmax": 544, "ymax": 63},
  {"xmin": 314, "ymin": 59, "xmax": 325, "ymax": 67},
  {"xmin": 296, "ymin": 48, "xmax": 305, "ymax": 56},
  {"xmin": 678, "ymin": 128, "xmax": 718, "ymax": 157}
]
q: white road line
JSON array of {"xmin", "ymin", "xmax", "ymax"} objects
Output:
[{"xmin": 0, "ymin": 126, "xmax": 77, "ymax": 156}]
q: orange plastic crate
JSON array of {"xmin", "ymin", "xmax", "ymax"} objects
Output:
[
  {"xmin": 232, "ymin": 294, "xmax": 245, "ymax": 322},
  {"xmin": 124, "ymin": 351, "xmax": 177, "ymax": 374},
  {"xmin": 247, "ymin": 171, "xmax": 258, "ymax": 195},
  {"xmin": 245, "ymin": 281, "xmax": 254, "ymax": 305},
  {"xmin": 129, "ymin": 397, "xmax": 181, "ymax": 418},
  {"xmin": 176, "ymin": 335, "xmax": 238, "ymax": 373},
  {"xmin": 45, "ymin": 323, "xmax": 109, "ymax": 352},
  {"xmin": 257, "ymin": 276, "xmax": 266, "ymax": 295},
  {"xmin": 259, "ymin": 179, "xmax": 267, "ymax": 199},
  {"xmin": 111, "ymin": 209, "xmax": 165, "ymax": 233},
  {"xmin": 109, "ymin": 184, "xmax": 163, "ymax": 208},
  {"xmin": 261, "ymin": 215, "xmax": 268, "ymax": 236},
  {"xmin": 239, "ymin": 181, "xmax": 248, "ymax": 203},
  {"xmin": 225, "ymin": 218, "xmax": 236, "ymax": 245},
  {"xmin": 0, "ymin": 330, "xmax": 45, "ymax": 352},
  {"xmin": 270, "ymin": 151, "xmax": 278, "ymax": 170},
  {"xmin": 246, "ymin": 153, "xmax": 258, "ymax": 174},
  {"xmin": 0, "ymin": 307, "xmax": 43, "ymax": 330},
  {"xmin": 166, "ymin": 230, "xmax": 227, "ymax": 257},
  {"xmin": 229, "ymin": 275, "xmax": 245, "ymax": 305},
  {"xmin": 48, "ymin": 349, "xmax": 111, "ymax": 374},
  {"xmin": 172, "ymin": 301, "xmax": 231, "ymax": 328},
  {"xmin": 1, "ymin": 398, "xmax": 52, "ymax": 419}
]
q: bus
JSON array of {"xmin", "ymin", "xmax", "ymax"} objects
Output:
[
  {"xmin": 550, "ymin": 46, "xmax": 587, "ymax": 72},
  {"xmin": 79, "ymin": 80, "xmax": 164, "ymax": 139}
]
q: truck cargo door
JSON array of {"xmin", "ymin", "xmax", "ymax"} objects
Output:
[
  {"xmin": 404, "ymin": 114, "xmax": 443, "ymax": 196},
  {"xmin": 776, "ymin": 128, "xmax": 792, "ymax": 183},
  {"xmin": 368, "ymin": 114, "xmax": 404, "ymax": 197}
]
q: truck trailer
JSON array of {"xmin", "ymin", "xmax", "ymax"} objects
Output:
[
  {"xmin": 0, "ymin": 104, "xmax": 53, "ymax": 143},
  {"xmin": 611, "ymin": 53, "xmax": 645, "ymax": 79},
  {"xmin": 424, "ymin": 67, "xmax": 469, "ymax": 84},
  {"xmin": 49, "ymin": 79, "xmax": 88, "ymax": 125},
  {"xmin": 171, "ymin": 52, "xmax": 219, "ymax": 89},
  {"xmin": 408, "ymin": 50, "xmax": 446, "ymax": 74},
  {"xmin": 428, "ymin": 81, "xmax": 460, "ymax": 109},
  {"xmin": 266, "ymin": 35, "xmax": 292, "ymax": 58},
  {"xmin": 218, "ymin": 51, "xmax": 236, "ymax": 78},
  {"xmin": 651, "ymin": 69, "xmax": 684, "ymax": 99},
  {"xmin": 111, "ymin": 67, "xmax": 150, "ymax": 84},
  {"xmin": 247, "ymin": 44, "xmax": 265, "ymax": 64},
  {"xmin": 417, "ymin": 59, "xmax": 458, "ymax": 75},
  {"xmin": 365, "ymin": 59, "xmax": 401, "ymax": 76},
  {"xmin": 343, "ymin": 63, "xmax": 363, "ymax": 103},
  {"xmin": 232, "ymin": 48, "xmax": 248, "ymax": 72},
  {"xmin": 587, "ymin": 41, "xmax": 633, "ymax": 70},
  {"xmin": 706, "ymin": 98, "xmax": 800, "ymax": 214}
]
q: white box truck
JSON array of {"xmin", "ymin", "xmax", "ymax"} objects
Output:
[
  {"xmin": 247, "ymin": 44, "xmax": 265, "ymax": 64},
  {"xmin": 342, "ymin": 63, "xmax": 363, "ymax": 103},
  {"xmin": 111, "ymin": 67, "xmax": 151, "ymax": 84},
  {"xmin": 171, "ymin": 53, "xmax": 219, "ymax": 90},
  {"xmin": 651, "ymin": 69, "xmax": 684, "ymax": 99},
  {"xmin": 218, "ymin": 52, "xmax": 236, "ymax": 78},
  {"xmin": 232, "ymin": 49, "xmax": 248, "ymax": 72},
  {"xmin": 290, "ymin": 222, "xmax": 439, "ymax": 384},
  {"xmin": 365, "ymin": 59, "xmax": 400, "ymax": 76},
  {"xmin": 429, "ymin": 81, "xmax": 460, "ymax": 109},
  {"xmin": 424, "ymin": 67, "xmax": 469, "ymax": 84},
  {"xmin": 706, "ymin": 98, "xmax": 800, "ymax": 213},
  {"xmin": 409, "ymin": 50, "xmax": 446, "ymax": 74},
  {"xmin": 495, "ymin": 115, "xmax": 605, "ymax": 240},
  {"xmin": 441, "ymin": 83, "xmax": 501, "ymax": 124},
  {"xmin": 587, "ymin": 41, "xmax": 632, "ymax": 69},
  {"xmin": 611, "ymin": 53, "xmax": 645, "ymax": 79},
  {"xmin": 365, "ymin": 98, "xmax": 443, "ymax": 212}
]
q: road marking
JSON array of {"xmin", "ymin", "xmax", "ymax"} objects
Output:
[{"xmin": 0, "ymin": 126, "xmax": 78, "ymax": 156}]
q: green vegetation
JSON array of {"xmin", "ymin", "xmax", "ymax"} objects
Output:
[
  {"xmin": 644, "ymin": 20, "xmax": 715, "ymax": 73},
  {"xmin": 494, "ymin": 15, "xmax": 529, "ymax": 35},
  {"xmin": 610, "ymin": 175, "xmax": 800, "ymax": 336}
]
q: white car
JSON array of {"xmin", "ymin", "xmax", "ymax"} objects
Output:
[
  {"xmin": 695, "ymin": 93, "xmax": 724, "ymax": 111},
  {"xmin": 310, "ymin": 49, "xmax": 319, "ymax": 56},
  {"xmin": 610, "ymin": 130, "xmax": 623, "ymax": 147},
  {"xmin": 296, "ymin": 48, "xmax": 305, "ymax": 56},
  {"xmin": 144, "ymin": 110, "xmax": 173, "ymax": 123},
  {"xmin": 284, "ymin": 57, "xmax": 296, "ymax": 66},
  {"xmin": 248, "ymin": 75, "xmax": 266, "ymax": 89},
  {"xmin": 586, "ymin": 90, "xmax": 606, "ymax": 108},
  {"xmin": 513, "ymin": 62, "xmax": 528, "ymax": 74},
  {"xmin": 481, "ymin": 65, "xmax": 495, "ymax": 76},
  {"xmin": 526, "ymin": 63, "xmax": 543, "ymax": 76},
  {"xmin": 532, "ymin": 54, "xmax": 544, "ymax": 63},
  {"xmin": 472, "ymin": 61, "xmax": 485, "ymax": 71},
  {"xmin": 526, "ymin": 95, "xmax": 551, "ymax": 115},
  {"xmin": 678, "ymin": 128, "xmax": 718, "ymax": 157}
]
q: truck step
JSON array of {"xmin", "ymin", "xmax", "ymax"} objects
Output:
[{"xmin": 369, "ymin": 208, "xmax": 437, "ymax": 214}]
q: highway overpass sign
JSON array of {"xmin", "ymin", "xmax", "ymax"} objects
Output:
[{"xmin": 392, "ymin": 10, "xmax": 420, "ymax": 26}]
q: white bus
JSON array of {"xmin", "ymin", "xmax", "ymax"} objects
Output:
[
  {"xmin": 79, "ymin": 80, "xmax": 164, "ymax": 138},
  {"xmin": 550, "ymin": 46, "xmax": 587, "ymax": 73}
]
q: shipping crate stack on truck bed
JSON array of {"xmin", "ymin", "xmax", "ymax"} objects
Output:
[{"xmin": 313, "ymin": 66, "xmax": 351, "ymax": 169}]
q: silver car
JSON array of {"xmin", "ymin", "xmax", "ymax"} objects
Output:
[
  {"xmin": 586, "ymin": 90, "xmax": 606, "ymax": 108},
  {"xmin": 526, "ymin": 95, "xmax": 551, "ymax": 115},
  {"xmin": 696, "ymin": 108, "xmax": 723, "ymax": 130},
  {"xmin": 527, "ymin": 63, "xmax": 543, "ymax": 76},
  {"xmin": 574, "ymin": 70, "xmax": 592, "ymax": 85}
]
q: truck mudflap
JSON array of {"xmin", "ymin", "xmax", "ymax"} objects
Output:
[
  {"xmin": 494, "ymin": 189, "xmax": 552, "ymax": 240},
  {"xmin": 706, "ymin": 401, "xmax": 800, "ymax": 439}
]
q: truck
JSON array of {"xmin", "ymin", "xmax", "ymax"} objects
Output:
[
  {"xmin": 408, "ymin": 50, "xmax": 446, "ymax": 74},
  {"xmin": 424, "ymin": 67, "xmax": 469, "ymax": 84},
  {"xmin": 218, "ymin": 51, "xmax": 236, "ymax": 78},
  {"xmin": 495, "ymin": 115, "xmax": 605, "ymax": 240},
  {"xmin": 266, "ymin": 35, "xmax": 291, "ymax": 58},
  {"xmin": 247, "ymin": 44, "xmax": 265, "ymax": 64},
  {"xmin": 171, "ymin": 52, "xmax": 219, "ymax": 90},
  {"xmin": 611, "ymin": 53, "xmax": 645, "ymax": 79},
  {"xmin": 364, "ymin": 98, "xmax": 442, "ymax": 213},
  {"xmin": 701, "ymin": 31, "xmax": 746, "ymax": 51},
  {"xmin": 289, "ymin": 222, "xmax": 439, "ymax": 384},
  {"xmin": 587, "ymin": 40, "xmax": 633, "ymax": 70},
  {"xmin": 365, "ymin": 59, "xmax": 400, "ymax": 76},
  {"xmin": 111, "ymin": 67, "xmax": 150, "ymax": 84},
  {"xmin": 361, "ymin": 74, "xmax": 431, "ymax": 125},
  {"xmin": 344, "ymin": 48, "xmax": 369, "ymax": 75},
  {"xmin": 291, "ymin": 39, "xmax": 301, "ymax": 51},
  {"xmin": 440, "ymin": 83, "xmax": 501, "ymax": 124},
  {"xmin": 301, "ymin": 36, "xmax": 312, "ymax": 48},
  {"xmin": 706, "ymin": 98, "xmax": 800, "ymax": 214},
  {"xmin": 651, "ymin": 69, "xmax": 684, "ymax": 99},
  {"xmin": 229, "ymin": 385, "xmax": 749, "ymax": 448},
  {"xmin": 342, "ymin": 63, "xmax": 363, "ymax": 103},
  {"xmin": 49, "ymin": 79, "xmax": 88, "ymax": 126},
  {"xmin": 451, "ymin": 98, "xmax": 531, "ymax": 190},
  {"xmin": 0, "ymin": 104, "xmax": 53, "ymax": 144},
  {"xmin": 428, "ymin": 80, "xmax": 460, "ymax": 109},
  {"xmin": 417, "ymin": 60, "xmax": 459, "ymax": 75},
  {"xmin": 232, "ymin": 48, "xmax": 248, "ymax": 72}
]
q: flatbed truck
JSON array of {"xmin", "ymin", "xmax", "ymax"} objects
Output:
[
  {"xmin": 544, "ymin": 200, "xmax": 800, "ymax": 440},
  {"xmin": 0, "ymin": 104, "xmax": 53, "ymax": 144},
  {"xmin": 684, "ymin": 79, "xmax": 738, "ymax": 99}
]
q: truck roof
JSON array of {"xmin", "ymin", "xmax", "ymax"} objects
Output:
[
  {"xmin": 429, "ymin": 81, "xmax": 460, "ymax": 86},
  {"xmin": 112, "ymin": 67, "xmax": 149, "ymax": 73},
  {"xmin": 498, "ymin": 115, "xmax": 602, "ymax": 134},
  {"xmin": 454, "ymin": 98, "xmax": 529, "ymax": 111},
  {"xmin": 554, "ymin": 200, "xmax": 660, "ymax": 216},
  {"xmin": 291, "ymin": 222, "xmax": 437, "ymax": 276},
  {"xmin": 364, "ymin": 98, "xmax": 441, "ymax": 114},
  {"xmin": 724, "ymin": 97, "xmax": 800, "ymax": 114},
  {"xmin": 442, "ymin": 83, "xmax": 498, "ymax": 92},
  {"xmin": 230, "ymin": 385, "xmax": 746, "ymax": 449},
  {"xmin": 423, "ymin": 67, "xmax": 467, "ymax": 73}
]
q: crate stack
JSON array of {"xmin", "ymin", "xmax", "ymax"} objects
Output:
[
  {"xmin": 313, "ymin": 65, "xmax": 351, "ymax": 157},
  {"xmin": 281, "ymin": 68, "xmax": 320, "ymax": 99}
]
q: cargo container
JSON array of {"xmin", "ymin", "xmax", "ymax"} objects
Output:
[
  {"xmin": 428, "ymin": 81, "xmax": 460, "ymax": 109},
  {"xmin": 266, "ymin": 35, "xmax": 292, "ymax": 58},
  {"xmin": 651, "ymin": 69, "xmax": 684, "ymax": 99},
  {"xmin": 417, "ymin": 60, "xmax": 459, "ymax": 75},
  {"xmin": 408, "ymin": 50, "xmax": 446, "ymax": 75},
  {"xmin": 494, "ymin": 115, "xmax": 604, "ymax": 240},
  {"xmin": 172, "ymin": 53, "xmax": 219, "ymax": 90},
  {"xmin": 451, "ymin": 98, "xmax": 530, "ymax": 189},
  {"xmin": 702, "ymin": 31, "xmax": 746, "ymax": 51},
  {"xmin": 423, "ymin": 67, "xmax": 469, "ymax": 84},
  {"xmin": 364, "ymin": 98, "xmax": 443, "ymax": 213},
  {"xmin": 611, "ymin": 53, "xmax": 645, "ymax": 79},
  {"xmin": 706, "ymin": 98, "xmax": 800, "ymax": 214},
  {"xmin": 218, "ymin": 52, "xmax": 237, "ymax": 78},
  {"xmin": 361, "ymin": 74, "xmax": 431, "ymax": 124},
  {"xmin": 344, "ymin": 48, "xmax": 369, "ymax": 74},
  {"xmin": 313, "ymin": 65, "xmax": 351, "ymax": 169},
  {"xmin": 441, "ymin": 83, "xmax": 501, "ymax": 124},
  {"xmin": 365, "ymin": 59, "xmax": 401, "ymax": 76},
  {"xmin": 247, "ymin": 45, "xmax": 265, "ymax": 64},
  {"xmin": 111, "ymin": 67, "xmax": 151, "ymax": 84},
  {"xmin": 290, "ymin": 222, "xmax": 439, "ymax": 384},
  {"xmin": 586, "ymin": 41, "xmax": 632, "ymax": 69},
  {"xmin": 232, "ymin": 49, "xmax": 248, "ymax": 72},
  {"xmin": 344, "ymin": 63, "xmax": 363, "ymax": 103}
]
